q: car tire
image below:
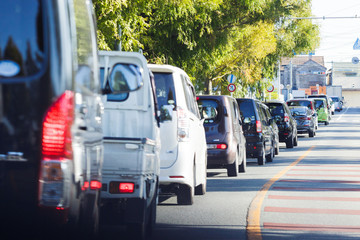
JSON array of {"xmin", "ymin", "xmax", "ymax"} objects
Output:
[
  {"xmin": 275, "ymin": 141, "xmax": 279, "ymax": 155},
  {"xmin": 325, "ymin": 121, "xmax": 329, "ymax": 125},
  {"xmin": 177, "ymin": 184, "xmax": 194, "ymax": 205},
  {"xmin": 309, "ymin": 129, "xmax": 315, "ymax": 138},
  {"xmin": 286, "ymin": 137, "xmax": 294, "ymax": 148},
  {"xmin": 266, "ymin": 145, "xmax": 274, "ymax": 162},
  {"xmin": 294, "ymin": 135, "xmax": 298, "ymax": 146},
  {"xmin": 227, "ymin": 151, "xmax": 239, "ymax": 177},
  {"xmin": 257, "ymin": 148, "xmax": 265, "ymax": 165},
  {"xmin": 239, "ymin": 148, "xmax": 247, "ymax": 173}
]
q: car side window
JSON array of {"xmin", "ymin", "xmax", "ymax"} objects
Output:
[
  {"xmin": 181, "ymin": 75, "xmax": 200, "ymax": 118},
  {"xmin": 73, "ymin": 0, "xmax": 98, "ymax": 92},
  {"xmin": 257, "ymin": 104, "xmax": 268, "ymax": 126}
]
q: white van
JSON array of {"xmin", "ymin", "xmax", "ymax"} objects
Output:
[
  {"xmin": 148, "ymin": 64, "xmax": 207, "ymax": 205},
  {"xmin": 99, "ymin": 51, "xmax": 160, "ymax": 238}
]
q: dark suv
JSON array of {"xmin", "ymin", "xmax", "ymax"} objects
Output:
[
  {"xmin": 0, "ymin": 0, "xmax": 141, "ymax": 238},
  {"xmin": 236, "ymin": 98, "xmax": 276, "ymax": 165},
  {"xmin": 197, "ymin": 95, "xmax": 247, "ymax": 176},
  {"xmin": 264, "ymin": 100, "xmax": 298, "ymax": 148}
]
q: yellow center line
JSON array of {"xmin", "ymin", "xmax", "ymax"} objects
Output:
[{"xmin": 246, "ymin": 146, "xmax": 316, "ymax": 240}]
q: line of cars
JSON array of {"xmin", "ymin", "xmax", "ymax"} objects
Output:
[{"xmin": 0, "ymin": 1, "xmax": 339, "ymax": 239}]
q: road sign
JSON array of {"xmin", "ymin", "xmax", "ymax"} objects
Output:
[
  {"xmin": 267, "ymin": 85, "xmax": 274, "ymax": 92},
  {"xmin": 353, "ymin": 38, "xmax": 360, "ymax": 50},
  {"xmin": 352, "ymin": 57, "xmax": 359, "ymax": 64},
  {"xmin": 227, "ymin": 83, "xmax": 236, "ymax": 92},
  {"xmin": 227, "ymin": 74, "xmax": 236, "ymax": 83}
]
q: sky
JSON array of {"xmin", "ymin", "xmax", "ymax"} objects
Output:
[{"xmin": 311, "ymin": 0, "xmax": 360, "ymax": 69}]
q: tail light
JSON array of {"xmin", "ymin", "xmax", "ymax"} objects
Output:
[
  {"xmin": 284, "ymin": 113, "xmax": 289, "ymax": 122},
  {"xmin": 38, "ymin": 91, "xmax": 74, "ymax": 208},
  {"xmin": 256, "ymin": 120, "xmax": 262, "ymax": 133},
  {"xmin": 307, "ymin": 117, "xmax": 311, "ymax": 120},
  {"xmin": 177, "ymin": 106, "xmax": 190, "ymax": 141},
  {"xmin": 217, "ymin": 144, "xmax": 227, "ymax": 149}
]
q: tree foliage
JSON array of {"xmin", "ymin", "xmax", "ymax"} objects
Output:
[{"xmin": 94, "ymin": 0, "xmax": 320, "ymax": 96}]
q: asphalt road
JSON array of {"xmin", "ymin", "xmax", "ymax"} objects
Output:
[{"xmin": 151, "ymin": 106, "xmax": 360, "ymax": 240}]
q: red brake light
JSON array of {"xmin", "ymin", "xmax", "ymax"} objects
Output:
[
  {"xmin": 256, "ymin": 120, "xmax": 262, "ymax": 133},
  {"xmin": 41, "ymin": 91, "xmax": 74, "ymax": 159},
  {"xmin": 90, "ymin": 180, "xmax": 102, "ymax": 190},
  {"xmin": 119, "ymin": 183, "xmax": 135, "ymax": 193},
  {"xmin": 217, "ymin": 144, "xmax": 227, "ymax": 149}
]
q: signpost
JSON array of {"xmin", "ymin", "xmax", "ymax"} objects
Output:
[
  {"xmin": 267, "ymin": 85, "xmax": 274, "ymax": 93},
  {"xmin": 227, "ymin": 74, "xmax": 237, "ymax": 96},
  {"xmin": 227, "ymin": 83, "xmax": 236, "ymax": 93}
]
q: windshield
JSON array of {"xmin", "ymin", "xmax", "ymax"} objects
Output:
[{"xmin": 0, "ymin": 0, "xmax": 45, "ymax": 79}]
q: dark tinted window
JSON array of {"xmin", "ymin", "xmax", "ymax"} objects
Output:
[
  {"xmin": 331, "ymin": 97, "xmax": 340, "ymax": 102},
  {"xmin": 237, "ymin": 99, "xmax": 256, "ymax": 122},
  {"xmin": 287, "ymin": 100, "xmax": 312, "ymax": 109},
  {"xmin": 0, "ymin": 0, "xmax": 45, "ymax": 79},
  {"xmin": 197, "ymin": 99, "xmax": 220, "ymax": 124},
  {"xmin": 153, "ymin": 72, "xmax": 177, "ymax": 108},
  {"xmin": 267, "ymin": 103, "xmax": 285, "ymax": 117},
  {"xmin": 314, "ymin": 99, "xmax": 324, "ymax": 109}
]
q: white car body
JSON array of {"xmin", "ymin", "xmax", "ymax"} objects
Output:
[
  {"xmin": 99, "ymin": 51, "xmax": 161, "ymax": 235},
  {"xmin": 148, "ymin": 64, "xmax": 207, "ymax": 205}
]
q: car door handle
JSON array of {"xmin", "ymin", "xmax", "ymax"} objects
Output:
[{"xmin": 79, "ymin": 126, "xmax": 87, "ymax": 131}]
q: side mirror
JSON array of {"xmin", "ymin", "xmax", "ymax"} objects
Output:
[{"xmin": 107, "ymin": 63, "xmax": 143, "ymax": 93}]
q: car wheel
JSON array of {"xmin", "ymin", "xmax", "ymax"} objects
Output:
[
  {"xmin": 266, "ymin": 145, "xmax": 274, "ymax": 162},
  {"xmin": 309, "ymin": 129, "xmax": 315, "ymax": 138},
  {"xmin": 239, "ymin": 148, "xmax": 247, "ymax": 173},
  {"xmin": 275, "ymin": 141, "xmax": 279, "ymax": 155},
  {"xmin": 227, "ymin": 151, "xmax": 239, "ymax": 177},
  {"xmin": 294, "ymin": 135, "xmax": 298, "ymax": 146},
  {"xmin": 325, "ymin": 121, "xmax": 329, "ymax": 125},
  {"xmin": 257, "ymin": 148, "xmax": 265, "ymax": 165},
  {"xmin": 177, "ymin": 184, "xmax": 194, "ymax": 205},
  {"xmin": 286, "ymin": 137, "xmax": 294, "ymax": 148}
]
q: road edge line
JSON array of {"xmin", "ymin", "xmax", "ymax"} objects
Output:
[{"xmin": 246, "ymin": 146, "xmax": 316, "ymax": 240}]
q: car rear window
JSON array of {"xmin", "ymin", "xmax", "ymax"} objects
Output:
[
  {"xmin": 266, "ymin": 103, "xmax": 285, "ymax": 117},
  {"xmin": 331, "ymin": 97, "xmax": 339, "ymax": 102},
  {"xmin": 314, "ymin": 99, "xmax": 325, "ymax": 109},
  {"xmin": 237, "ymin": 99, "xmax": 256, "ymax": 122},
  {"xmin": 287, "ymin": 100, "xmax": 312, "ymax": 109},
  {"xmin": 289, "ymin": 106, "xmax": 307, "ymax": 115},
  {"xmin": 153, "ymin": 72, "xmax": 177, "ymax": 109},
  {"xmin": 0, "ymin": 0, "xmax": 45, "ymax": 79},
  {"xmin": 197, "ymin": 99, "xmax": 220, "ymax": 124}
]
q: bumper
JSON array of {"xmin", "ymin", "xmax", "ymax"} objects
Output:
[
  {"xmin": 207, "ymin": 147, "xmax": 236, "ymax": 167},
  {"xmin": 279, "ymin": 131, "xmax": 292, "ymax": 142},
  {"xmin": 245, "ymin": 141, "xmax": 263, "ymax": 158}
]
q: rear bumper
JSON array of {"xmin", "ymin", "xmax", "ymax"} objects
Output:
[
  {"xmin": 279, "ymin": 131, "xmax": 292, "ymax": 142},
  {"xmin": 245, "ymin": 141, "xmax": 263, "ymax": 158},
  {"xmin": 207, "ymin": 147, "xmax": 236, "ymax": 167}
]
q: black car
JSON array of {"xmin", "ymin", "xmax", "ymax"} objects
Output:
[
  {"xmin": 236, "ymin": 98, "xmax": 276, "ymax": 165},
  {"xmin": 264, "ymin": 100, "xmax": 298, "ymax": 149},
  {"xmin": 289, "ymin": 106, "xmax": 316, "ymax": 138},
  {"xmin": 0, "ymin": 0, "xmax": 140, "ymax": 238},
  {"xmin": 197, "ymin": 95, "xmax": 247, "ymax": 176}
]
